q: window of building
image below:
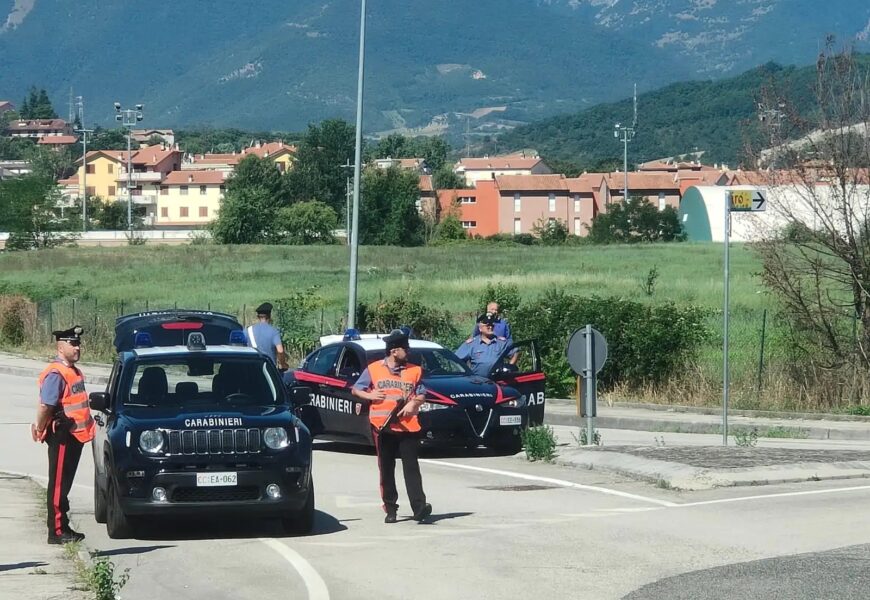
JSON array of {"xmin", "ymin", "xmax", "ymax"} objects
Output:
[
  {"xmin": 199, "ymin": 185, "xmax": 207, "ymax": 195},
  {"xmin": 86, "ymin": 186, "xmax": 95, "ymax": 197},
  {"xmin": 573, "ymin": 195, "xmax": 580, "ymax": 213},
  {"xmin": 514, "ymin": 193, "xmax": 521, "ymax": 212},
  {"xmin": 180, "ymin": 206, "xmax": 189, "ymax": 217},
  {"xmin": 219, "ymin": 185, "xmax": 226, "ymax": 193},
  {"xmin": 160, "ymin": 186, "xmax": 168, "ymax": 196},
  {"xmin": 132, "ymin": 186, "xmax": 142, "ymax": 196},
  {"xmin": 548, "ymin": 217, "xmax": 556, "ymax": 224},
  {"xmin": 161, "ymin": 207, "xmax": 168, "ymax": 218},
  {"xmin": 460, "ymin": 196, "xmax": 476, "ymax": 204},
  {"xmin": 574, "ymin": 217, "xmax": 581, "ymax": 236},
  {"xmin": 85, "ymin": 164, "xmax": 95, "ymax": 174},
  {"xmin": 107, "ymin": 164, "xmax": 114, "ymax": 174},
  {"xmin": 513, "ymin": 218, "xmax": 522, "ymax": 234},
  {"xmin": 199, "ymin": 206, "xmax": 208, "ymax": 218},
  {"xmin": 658, "ymin": 192, "xmax": 666, "ymax": 211},
  {"xmin": 461, "ymin": 221, "xmax": 477, "ymax": 229},
  {"xmin": 548, "ymin": 193, "xmax": 556, "ymax": 213},
  {"xmin": 180, "ymin": 185, "xmax": 188, "ymax": 196},
  {"xmin": 108, "ymin": 186, "xmax": 115, "ymax": 197}
]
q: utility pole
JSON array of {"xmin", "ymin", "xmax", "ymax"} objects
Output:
[
  {"xmin": 347, "ymin": 0, "xmax": 367, "ymax": 329},
  {"xmin": 339, "ymin": 159, "xmax": 353, "ymax": 246},
  {"xmin": 613, "ymin": 84, "xmax": 638, "ymax": 204},
  {"xmin": 75, "ymin": 97, "xmax": 93, "ymax": 232},
  {"xmin": 114, "ymin": 102, "xmax": 144, "ymax": 233}
]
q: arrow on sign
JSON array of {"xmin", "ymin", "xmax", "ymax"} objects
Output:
[{"xmin": 751, "ymin": 190, "xmax": 766, "ymax": 211}]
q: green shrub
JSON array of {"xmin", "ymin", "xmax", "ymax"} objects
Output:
[
  {"xmin": 0, "ymin": 294, "xmax": 34, "ymax": 345},
  {"xmin": 357, "ymin": 289, "xmax": 458, "ymax": 345},
  {"xmin": 86, "ymin": 555, "xmax": 130, "ymax": 600},
  {"xmin": 272, "ymin": 287, "xmax": 327, "ymax": 359},
  {"xmin": 477, "ymin": 283, "xmax": 521, "ymax": 314},
  {"xmin": 521, "ymin": 425, "xmax": 557, "ymax": 462},
  {"xmin": 733, "ymin": 427, "xmax": 759, "ymax": 447}
]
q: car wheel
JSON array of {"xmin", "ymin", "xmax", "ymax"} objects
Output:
[
  {"xmin": 106, "ymin": 475, "xmax": 136, "ymax": 539},
  {"xmin": 281, "ymin": 483, "xmax": 315, "ymax": 536},
  {"xmin": 94, "ymin": 469, "xmax": 107, "ymax": 524}
]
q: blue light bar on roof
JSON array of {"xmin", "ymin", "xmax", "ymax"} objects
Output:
[
  {"xmin": 229, "ymin": 330, "xmax": 247, "ymax": 345},
  {"xmin": 133, "ymin": 332, "xmax": 153, "ymax": 348},
  {"xmin": 343, "ymin": 328, "xmax": 361, "ymax": 341}
]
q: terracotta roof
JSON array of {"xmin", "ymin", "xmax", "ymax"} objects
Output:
[
  {"xmin": 242, "ymin": 142, "xmax": 296, "ymax": 159},
  {"xmin": 0, "ymin": 101, "xmax": 14, "ymax": 111},
  {"xmin": 637, "ymin": 160, "xmax": 676, "ymax": 172},
  {"xmin": 458, "ymin": 157, "xmax": 542, "ymax": 170},
  {"xmin": 132, "ymin": 145, "xmax": 180, "ymax": 165},
  {"xmin": 38, "ymin": 135, "xmax": 78, "ymax": 145},
  {"xmin": 398, "ymin": 158, "xmax": 425, "ymax": 169},
  {"xmin": 191, "ymin": 153, "xmax": 243, "ymax": 165},
  {"xmin": 566, "ymin": 173, "xmax": 607, "ymax": 193},
  {"xmin": 76, "ymin": 150, "xmax": 126, "ymax": 164},
  {"xmin": 419, "ymin": 175, "xmax": 433, "ymax": 192},
  {"xmin": 162, "ymin": 170, "xmax": 226, "ymax": 185},
  {"xmin": 132, "ymin": 129, "xmax": 174, "ymax": 136},
  {"xmin": 495, "ymin": 174, "xmax": 568, "ymax": 191},
  {"xmin": 608, "ymin": 172, "xmax": 680, "ymax": 191},
  {"xmin": 58, "ymin": 174, "xmax": 79, "ymax": 185},
  {"xmin": 7, "ymin": 119, "xmax": 69, "ymax": 130}
]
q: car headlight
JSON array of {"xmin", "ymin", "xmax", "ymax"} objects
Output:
[
  {"xmin": 139, "ymin": 430, "xmax": 165, "ymax": 454},
  {"xmin": 264, "ymin": 427, "xmax": 290, "ymax": 449},
  {"xmin": 502, "ymin": 396, "xmax": 527, "ymax": 408},
  {"xmin": 419, "ymin": 402, "xmax": 450, "ymax": 412}
]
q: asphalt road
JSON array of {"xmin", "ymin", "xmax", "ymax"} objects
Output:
[{"xmin": 3, "ymin": 371, "xmax": 870, "ymax": 600}]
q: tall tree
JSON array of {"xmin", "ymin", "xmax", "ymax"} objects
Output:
[
  {"xmin": 359, "ymin": 167, "xmax": 425, "ymax": 246},
  {"xmin": 19, "ymin": 87, "xmax": 57, "ymax": 119},
  {"xmin": 0, "ymin": 175, "xmax": 73, "ymax": 250},
  {"xmin": 287, "ymin": 119, "xmax": 355, "ymax": 215}
]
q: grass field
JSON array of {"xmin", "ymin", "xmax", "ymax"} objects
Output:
[{"xmin": 0, "ymin": 242, "xmax": 791, "ymax": 407}]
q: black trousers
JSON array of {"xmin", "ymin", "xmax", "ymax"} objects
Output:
[
  {"xmin": 46, "ymin": 431, "xmax": 84, "ymax": 536},
  {"xmin": 372, "ymin": 428, "xmax": 426, "ymax": 515}
]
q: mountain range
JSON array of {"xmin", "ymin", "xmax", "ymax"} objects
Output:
[{"xmin": 1, "ymin": 0, "xmax": 868, "ymax": 138}]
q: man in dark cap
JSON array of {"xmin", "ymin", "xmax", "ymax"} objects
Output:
[
  {"xmin": 246, "ymin": 302, "xmax": 288, "ymax": 371},
  {"xmin": 352, "ymin": 329, "xmax": 432, "ymax": 524},
  {"xmin": 456, "ymin": 313, "xmax": 513, "ymax": 377},
  {"xmin": 33, "ymin": 326, "xmax": 95, "ymax": 544}
]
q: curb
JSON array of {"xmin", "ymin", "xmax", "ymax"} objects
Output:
[
  {"xmin": 0, "ymin": 364, "xmax": 110, "ymax": 386},
  {"xmin": 553, "ymin": 449, "xmax": 870, "ymax": 491},
  {"xmin": 543, "ymin": 412, "xmax": 870, "ymax": 441}
]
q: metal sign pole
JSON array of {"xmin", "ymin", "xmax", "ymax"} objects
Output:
[
  {"xmin": 585, "ymin": 324, "xmax": 595, "ymax": 444},
  {"xmin": 722, "ymin": 191, "xmax": 731, "ymax": 446}
]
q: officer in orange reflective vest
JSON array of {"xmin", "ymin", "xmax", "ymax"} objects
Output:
[
  {"xmin": 352, "ymin": 329, "xmax": 432, "ymax": 524},
  {"xmin": 33, "ymin": 325, "xmax": 95, "ymax": 544}
]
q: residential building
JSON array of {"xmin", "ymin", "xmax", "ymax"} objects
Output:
[
  {"xmin": 566, "ymin": 174, "xmax": 609, "ymax": 236},
  {"xmin": 156, "ymin": 171, "xmax": 226, "ymax": 226},
  {"xmin": 72, "ymin": 150, "xmax": 127, "ymax": 201},
  {"xmin": 436, "ymin": 180, "xmax": 501, "ymax": 237},
  {"xmin": 5, "ymin": 119, "xmax": 73, "ymax": 139},
  {"xmin": 132, "ymin": 129, "xmax": 176, "ymax": 146},
  {"xmin": 495, "ymin": 174, "xmax": 571, "ymax": 235},
  {"xmin": 374, "ymin": 157, "xmax": 431, "ymax": 174},
  {"xmin": 182, "ymin": 153, "xmax": 243, "ymax": 172},
  {"xmin": 607, "ymin": 172, "xmax": 682, "ymax": 209},
  {"xmin": 455, "ymin": 153, "xmax": 551, "ymax": 186},
  {"xmin": 241, "ymin": 141, "xmax": 296, "ymax": 172},
  {"xmin": 0, "ymin": 160, "xmax": 32, "ymax": 180},
  {"xmin": 117, "ymin": 146, "xmax": 184, "ymax": 219},
  {"xmin": 37, "ymin": 135, "xmax": 79, "ymax": 150},
  {"xmin": 0, "ymin": 101, "xmax": 14, "ymax": 114}
]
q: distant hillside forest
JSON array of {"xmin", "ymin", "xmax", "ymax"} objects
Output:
[{"xmin": 499, "ymin": 56, "xmax": 870, "ymax": 172}]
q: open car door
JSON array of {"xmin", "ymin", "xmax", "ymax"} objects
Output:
[{"xmin": 489, "ymin": 340, "xmax": 546, "ymax": 426}]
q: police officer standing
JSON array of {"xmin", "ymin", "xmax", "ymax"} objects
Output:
[
  {"xmin": 32, "ymin": 326, "xmax": 95, "ymax": 544},
  {"xmin": 352, "ymin": 329, "xmax": 432, "ymax": 524},
  {"xmin": 246, "ymin": 302, "xmax": 289, "ymax": 371}
]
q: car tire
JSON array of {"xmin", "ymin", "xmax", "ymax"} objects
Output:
[
  {"xmin": 281, "ymin": 483, "xmax": 315, "ymax": 536},
  {"xmin": 94, "ymin": 469, "xmax": 107, "ymax": 524},
  {"xmin": 106, "ymin": 475, "xmax": 136, "ymax": 539}
]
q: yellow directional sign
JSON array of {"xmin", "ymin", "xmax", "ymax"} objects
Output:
[{"xmin": 729, "ymin": 189, "xmax": 766, "ymax": 212}]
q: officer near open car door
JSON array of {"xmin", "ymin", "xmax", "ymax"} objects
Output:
[
  {"xmin": 32, "ymin": 326, "xmax": 95, "ymax": 544},
  {"xmin": 352, "ymin": 329, "xmax": 432, "ymax": 524}
]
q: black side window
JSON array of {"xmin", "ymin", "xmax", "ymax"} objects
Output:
[
  {"xmin": 309, "ymin": 345, "xmax": 341, "ymax": 376},
  {"xmin": 107, "ymin": 360, "xmax": 122, "ymax": 408},
  {"xmin": 337, "ymin": 348, "xmax": 362, "ymax": 380}
]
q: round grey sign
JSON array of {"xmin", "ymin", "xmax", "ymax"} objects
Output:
[{"xmin": 566, "ymin": 327, "xmax": 608, "ymax": 375}]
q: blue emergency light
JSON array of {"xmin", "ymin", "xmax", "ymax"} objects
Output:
[
  {"xmin": 229, "ymin": 330, "xmax": 247, "ymax": 345},
  {"xmin": 133, "ymin": 332, "xmax": 153, "ymax": 348},
  {"xmin": 343, "ymin": 328, "xmax": 361, "ymax": 341}
]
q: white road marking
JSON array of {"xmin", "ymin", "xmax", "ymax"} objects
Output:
[
  {"xmin": 422, "ymin": 460, "xmax": 679, "ymax": 507},
  {"xmin": 334, "ymin": 494, "xmax": 383, "ymax": 508},
  {"xmin": 4, "ymin": 468, "xmax": 330, "ymax": 600},
  {"xmin": 675, "ymin": 484, "xmax": 870, "ymax": 508},
  {"xmin": 259, "ymin": 538, "xmax": 330, "ymax": 600}
]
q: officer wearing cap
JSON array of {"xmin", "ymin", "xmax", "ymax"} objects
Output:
[
  {"xmin": 352, "ymin": 329, "xmax": 432, "ymax": 524},
  {"xmin": 33, "ymin": 326, "xmax": 95, "ymax": 544},
  {"xmin": 246, "ymin": 302, "xmax": 289, "ymax": 371},
  {"xmin": 456, "ymin": 313, "xmax": 513, "ymax": 377}
]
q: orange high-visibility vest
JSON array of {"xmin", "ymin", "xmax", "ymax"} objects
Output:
[
  {"xmin": 38, "ymin": 361, "xmax": 95, "ymax": 443},
  {"xmin": 366, "ymin": 360, "xmax": 422, "ymax": 433}
]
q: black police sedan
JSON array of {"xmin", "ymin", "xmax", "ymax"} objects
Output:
[
  {"xmin": 291, "ymin": 334, "xmax": 546, "ymax": 452},
  {"xmin": 89, "ymin": 310, "xmax": 319, "ymax": 538}
]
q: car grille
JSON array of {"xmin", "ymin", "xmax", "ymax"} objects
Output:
[
  {"xmin": 166, "ymin": 429, "xmax": 261, "ymax": 456},
  {"xmin": 171, "ymin": 486, "xmax": 260, "ymax": 503},
  {"xmin": 465, "ymin": 408, "xmax": 493, "ymax": 438}
]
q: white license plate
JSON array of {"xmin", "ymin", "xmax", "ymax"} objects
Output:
[
  {"xmin": 196, "ymin": 472, "xmax": 238, "ymax": 487},
  {"xmin": 499, "ymin": 415, "xmax": 522, "ymax": 426}
]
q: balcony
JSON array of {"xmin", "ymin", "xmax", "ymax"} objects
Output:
[
  {"xmin": 128, "ymin": 194, "xmax": 158, "ymax": 205},
  {"xmin": 117, "ymin": 171, "xmax": 164, "ymax": 183}
]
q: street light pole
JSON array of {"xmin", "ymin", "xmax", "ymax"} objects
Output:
[
  {"xmin": 613, "ymin": 84, "xmax": 637, "ymax": 204},
  {"xmin": 75, "ymin": 97, "xmax": 92, "ymax": 232},
  {"xmin": 114, "ymin": 102, "xmax": 144, "ymax": 233},
  {"xmin": 339, "ymin": 159, "xmax": 353, "ymax": 246},
  {"xmin": 347, "ymin": 0, "xmax": 367, "ymax": 329}
]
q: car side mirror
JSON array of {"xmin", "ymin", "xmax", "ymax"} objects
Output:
[
  {"xmin": 288, "ymin": 386, "xmax": 312, "ymax": 405},
  {"xmin": 89, "ymin": 392, "xmax": 110, "ymax": 412}
]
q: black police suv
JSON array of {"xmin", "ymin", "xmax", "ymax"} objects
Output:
[
  {"xmin": 291, "ymin": 334, "xmax": 546, "ymax": 453},
  {"xmin": 89, "ymin": 310, "xmax": 319, "ymax": 539}
]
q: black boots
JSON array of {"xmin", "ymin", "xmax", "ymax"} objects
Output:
[{"xmin": 47, "ymin": 529, "xmax": 85, "ymax": 544}]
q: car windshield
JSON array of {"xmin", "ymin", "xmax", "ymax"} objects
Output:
[
  {"xmin": 121, "ymin": 355, "xmax": 282, "ymax": 409},
  {"xmin": 365, "ymin": 348, "xmax": 471, "ymax": 376}
]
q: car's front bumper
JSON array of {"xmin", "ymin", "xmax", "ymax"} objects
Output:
[{"xmin": 418, "ymin": 406, "xmax": 527, "ymax": 447}]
